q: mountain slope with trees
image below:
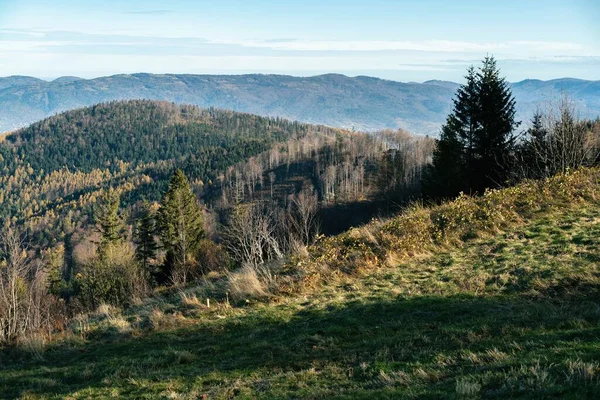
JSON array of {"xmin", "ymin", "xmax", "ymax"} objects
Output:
[{"xmin": 0, "ymin": 100, "xmax": 359, "ymax": 244}]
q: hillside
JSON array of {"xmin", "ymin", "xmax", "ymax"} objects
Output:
[
  {"xmin": 1, "ymin": 168, "xmax": 599, "ymax": 399},
  {"xmin": 0, "ymin": 74, "xmax": 599, "ymax": 135},
  {"xmin": 0, "ymin": 100, "xmax": 349, "ymax": 246},
  {"xmin": 0, "ymin": 100, "xmax": 432, "ymax": 248}
]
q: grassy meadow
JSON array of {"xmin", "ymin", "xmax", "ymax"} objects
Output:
[{"xmin": 1, "ymin": 169, "xmax": 600, "ymax": 399}]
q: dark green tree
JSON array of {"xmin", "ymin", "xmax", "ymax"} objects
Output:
[
  {"xmin": 422, "ymin": 123, "xmax": 465, "ymax": 199},
  {"xmin": 424, "ymin": 56, "xmax": 519, "ymax": 198},
  {"xmin": 423, "ymin": 67, "xmax": 479, "ymax": 198},
  {"xmin": 134, "ymin": 201, "xmax": 158, "ymax": 274},
  {"xmin": 94, "ymin": 189, "xmax": 125, "ymax": 253},
  {"xmin": 528, "ymin": 112, "xmax": 547, "ymax": 143},
  {"xmin": 452, "ymin": 66, "xmax": 481, "ymax": 190},
  {"xmin": 157, "ymin": 170, "xmax": 204, "ymax": 282},
  {"xmin": 473, "ymin": 56, "xmax": 519, "ymax": 191},
  {"xmin": 516, "ymin": 112, "xmax": 549, "ymax": 179}
]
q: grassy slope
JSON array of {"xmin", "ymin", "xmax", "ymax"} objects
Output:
[{"xmin": 1, "ymin": 172, "xmax": 600, "ymax": 399}]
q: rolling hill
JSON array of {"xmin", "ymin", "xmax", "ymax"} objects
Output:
[
  {"xmin": 0, "ymin": 100, "xmax": 349, "ymax": 246},
  {"xmin": 0, "ymin": 100, "xmax": 433, "ymax": 248},
  {"xmin": 0, "ymin": 73, "xmax": 599, "ymax": 135}
]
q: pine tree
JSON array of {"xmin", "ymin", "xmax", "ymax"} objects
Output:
[
  {"xmin": 157, "ymin": 170, "xmax": 204, "ymax": 282},
  {"xmin": 94, "ymin": 189, "xmax": 124, "ymax": 254},
  {"xmin": 423, "ymin": 56, "xmax": 519, "ymax": 198},
  {"xmin": 422, "ymin": 123, "xmax": 465, "ymax": 199},
  {"xmin": 134, "ymin": 201, "xmax": 158, "ymax": 273},
  {"xmin": 528, "ymin": 112, "xmax": 547, "ymax": 143},
  {"xmin": 473, "ymin": 56, "xmax": 519, "ymax": 191},
  {"xmin": 518, "ymin": 112, "xmax": 549, "ymax": 179}
]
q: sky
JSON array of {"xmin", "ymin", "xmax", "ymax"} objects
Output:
[{"xmin": 0, "ymin": 0, "xmax": 599, "ymax": 82}]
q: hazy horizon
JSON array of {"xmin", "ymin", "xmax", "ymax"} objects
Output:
[
  {"xmin": 1, "ymin": 0, "xmax": 598, "ymax": 82},
  {"xmin": 3, "ymin": 71, "xmax": 599, "ymax": 85}
]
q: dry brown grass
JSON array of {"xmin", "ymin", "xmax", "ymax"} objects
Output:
[
  {"xmin": 226, "ymin": 263, "xmax": 276, "ymax": 302},
  {"xmin": 290, "ymin": 168, "xmax": 600, "ymax": 293},
  {"xmin": 16, "ymin": 333, "xmax": 47, "ymax": 360}
]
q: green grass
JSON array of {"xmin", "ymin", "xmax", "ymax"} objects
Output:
[{"xmin": 2, "ymin": 182, "xmax": 600, "ymax": 398}]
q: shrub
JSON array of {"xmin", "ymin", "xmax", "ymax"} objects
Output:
[
  {"xmin": 74, "ymin": 242, "xmax": 148, "ymax": 310},
  {"xmin": 196, "ymin": 239, "xmax": 232, "ymax": 275}
]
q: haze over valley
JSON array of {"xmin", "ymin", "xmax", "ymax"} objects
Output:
[{"xmin": 1, "ymin": 73, "xmax": 599, "ymax": 135}]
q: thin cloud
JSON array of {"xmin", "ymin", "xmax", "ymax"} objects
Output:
[
  {"xmin": 227, "ymin": 39, "xmax": 596, "ymax": 56},
  {"xmin": 1, "ymin": 30, "xmax": 598, "ymax": 81},
  {"xmin": 124, "ymin": 10, "xmax": 173, "ymax": 15}
]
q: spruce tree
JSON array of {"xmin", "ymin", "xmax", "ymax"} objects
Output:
[
  {"xmin": 528, "ymin": 112, "xmax": 547, "ymax": 143},
  {"xmin": 422, "ymin": 123, "xmax": 465, "ymax": 199},
  {"xmin": 94, "ymin": 189, "xmax": 125, "ymax": 254},
  {"xmin": 452, "ymin": 66, "xmax": 481, "ymax": 190},
  {"xmin": 423, "ymin": 67, "xmax": 479, "ymax": 198},
  {"xmin": 519, "ymin": 112, "xmax": 548, "ymax": 179},
  {"xmin": 473, "ymin": 56, "xmax": 519, "ymax": 191},
  {"xmin": 134, "ymin": 201, "xmax": 158, "ymax": 273},
  {"xmin": 423, "ymin": 56, "xmax": 518, "ymax": 198},
  {"xmin": 157, "ymin": 170, "xmax": 204, "ymax": 281}
]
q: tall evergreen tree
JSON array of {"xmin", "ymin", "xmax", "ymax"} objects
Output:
[
  {"xmin": 453, "ymin": 66, "xmax": 481, "ymax": 188},
  {"xmin": 473, "ymin": 56, "xmax": 519, "ymax": 191},
  {"xmin": 423, "ymin": 67, "xmax": 479, "ymax": 198},
  {"xmin": 94, "ymin": 189, "xmax": 125, "ymax": 254},
  {"xmin": 134, "ymin": 201, "xmax": 158, "ymax": 273},
  {"xmin": 422, "ymin": 123, "xmax": 465, "ymax": 199},
  {"xmin": 423, "ymin": 56, "xmax": 519, "ymax": 198},
  {"xmin": 157, "ymin": 170, "xmax": 204, "ymax": 282}
]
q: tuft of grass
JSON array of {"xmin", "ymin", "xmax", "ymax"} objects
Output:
[
  {"xmin": 566, "ymin": 359, "xmax": 600, "ymax": 385},
  {"xmin": 456, "ymin": 377, "xmax": 482, "ymax": 398},
  {"xmin": 179, "ymin": 292, "xmax": 202, "ymax": 308},
  {"xmin": 226, "ymin": 263, "xmax": 277, "ymax": 302},
  {"xmin": 16, "ymin": 334, "xmax": 47, "ymax": 361}
]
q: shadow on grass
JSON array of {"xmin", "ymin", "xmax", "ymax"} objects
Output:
[{"xmin": 1, "ymin": 292, "xmax": 599, "ymax": 399}]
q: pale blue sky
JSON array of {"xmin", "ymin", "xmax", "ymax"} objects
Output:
[{"xmin": 0, "ymin": 0, "xmax": 598, "ymax": 81}]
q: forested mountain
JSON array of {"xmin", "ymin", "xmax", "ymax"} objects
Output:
[
  {"xmin": 0, "ymin": 73, "xmax": 599, "ymax": 135},
  {"xmin": 0, "ymin": 100, "xmax": 432, "ymax": 247},
  {"xmin": 0, "ymin": 101, "xmax": 342, "ymax": 244}
]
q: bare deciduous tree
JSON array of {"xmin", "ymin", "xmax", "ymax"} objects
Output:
[
  {"xmin": 0, "ymin": 226, "xmax": 59, "ymax": 343},
  {"xmin": 289, "ymin": 184, "xmax": 319, "ymax": 245},
  {"xmin": 268, "ymin": 171, "xmax": 276, "ymax": 198},
  {"xmin": 221, "ymin": 205, "xmax": 283, "ymax": 267}
]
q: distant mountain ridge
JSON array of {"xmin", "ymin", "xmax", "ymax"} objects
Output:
[{"xmin": 0, "ymin": 73, "xmax": 598, "ymax": 135}]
